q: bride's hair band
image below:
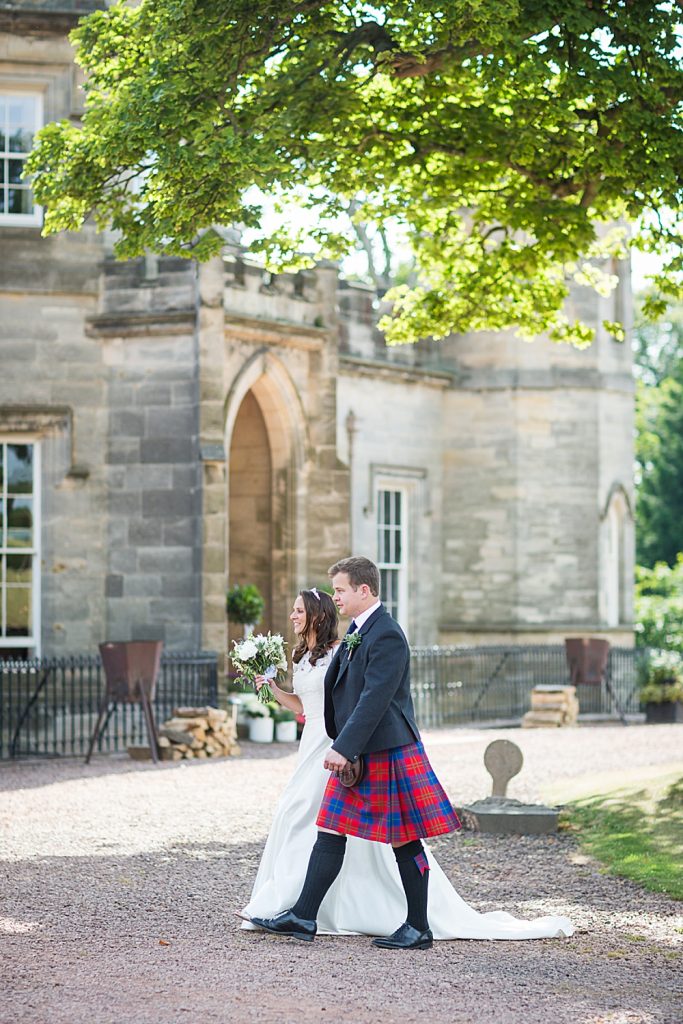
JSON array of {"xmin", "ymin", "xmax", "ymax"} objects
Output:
[{"xmin": 310, "ymin": 587, "xmax": 321, "ymax": 600}]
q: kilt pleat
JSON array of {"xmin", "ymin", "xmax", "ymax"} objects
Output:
[{"xmin": 316, "ymin": 741, "xmax": 461, "ymax": 844}]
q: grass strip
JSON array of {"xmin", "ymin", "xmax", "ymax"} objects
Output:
[{"xmin": 564, "ymin": 770, "xmax": 683, "ymax": 901}]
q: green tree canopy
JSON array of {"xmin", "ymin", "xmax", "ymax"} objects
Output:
[
  {"xmin": 635, "ymin": 557, "xmax": 683, "ymax": 650},
  {"xmin": 635, "ymin": 295, "xmax": 683, "ymax": 567},
  {"xmin": 27, "ymin": 0, "xmax": 683, "ymax": 345},
  {"xmin": 634, "ymin": 293, "xmax": 683, "ymax": 386}
]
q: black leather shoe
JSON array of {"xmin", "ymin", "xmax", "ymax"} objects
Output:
[
  {"xmin": 372, "ymin": 922, "xmax": 433, "ymax": 950},
  {"xmin": 250, "ymin": 909, "xmax": 317, "ymax": 942}
]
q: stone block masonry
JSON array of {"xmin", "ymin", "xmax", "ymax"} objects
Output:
[{"xmin": 103, "ymin": 322, "xmax": 202, "ymax": 650}]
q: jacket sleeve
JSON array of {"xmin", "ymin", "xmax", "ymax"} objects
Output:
[{"xmin": 331, "ymin": 629, "xmax": 409, "ymax": 761}]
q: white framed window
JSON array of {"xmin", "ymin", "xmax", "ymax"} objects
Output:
[
  {"xmin": 376, "ymin": 484, "xmax": 409, "ymax": 628},
  {"xmin": 0, "ymin": 92, "xmax": 43, "ymax": 227},
  {"xmin": 0, "ymin": 442, "xmax": 40, "ymax": 657}
]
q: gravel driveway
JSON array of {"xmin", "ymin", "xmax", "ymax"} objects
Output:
[{"xmin": 1, "ymin": 723, "xmax": 682, "ymax": 1024}]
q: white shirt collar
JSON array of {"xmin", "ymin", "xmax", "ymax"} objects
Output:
[{"xmin": 353, "ymin": 600, "xmax": 382, "ymax": 631}]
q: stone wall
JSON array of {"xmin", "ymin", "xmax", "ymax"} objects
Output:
[
  {"xmin": 91, "ymin": 256, "xmax": 202, "ymax": 649},
  {"xmin": 436, "ymin": 289, "xmax": 634, "ymax": 645},
  {"xmin": 338, "ymin": 277, "xmax": 634, "ymax": 646}
]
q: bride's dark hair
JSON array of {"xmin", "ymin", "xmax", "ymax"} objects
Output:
[{"xmin": 292, "ymin": 589, "xmax": 338, "ymax": 666}]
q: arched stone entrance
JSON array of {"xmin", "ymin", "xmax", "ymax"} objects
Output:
[
  {"xmin": 228, "ymin": 390, "xmax": 273, "ymax": 646},
  {"xmin": 224, "ymin": 351, "xmax": 308, "ymax": 643}
]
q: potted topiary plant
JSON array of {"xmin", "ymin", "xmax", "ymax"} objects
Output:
[
  {"xmin": 640, "ymin": 650, "xmax": 683, "ymax": 724},
  {"xmin": 226, "ymin": 583, "xmax": 265, "ymax": 638},
  {"xmin": 272, "ymin": 705, "xmax": 298, "ymax": 743}
]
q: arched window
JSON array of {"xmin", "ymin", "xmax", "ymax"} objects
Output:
[{"xmin": 600, "ymin": 485, "xmax": 633, "ymax": 628}]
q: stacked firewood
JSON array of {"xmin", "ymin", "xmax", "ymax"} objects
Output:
[
  {"xmin": 156, "ymin": 705, "xmax": 240, "ymax": 760},
  {"xmin": 521, "ymin": 686, "xmax": 579, "ymax": 728}
]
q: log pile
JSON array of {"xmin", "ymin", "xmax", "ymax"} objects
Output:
[
  {"xmin": 521, "ymin": 686, "xmax": 579, "ymax": 728},
  {"xmin": 155, "ymin": 705, "xmax": 239, "ymax": 759},
  {"xmin": 119, "ymin": 705, "xmax": 241, "ymax": 763}
]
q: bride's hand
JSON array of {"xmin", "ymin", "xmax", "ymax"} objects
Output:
[{"xmin": 254, "ymin": 674, "xmax": 266, "ymax": 693}]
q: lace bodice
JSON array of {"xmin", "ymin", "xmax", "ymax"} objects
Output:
[{"xmin": 292, "ymin": 648, "xmax": 335, "ymax": 721}]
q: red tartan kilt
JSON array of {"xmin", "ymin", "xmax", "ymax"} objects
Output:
[{"xmin": 316, "ymin": 741, "xmax": 461, "ymax": 844}]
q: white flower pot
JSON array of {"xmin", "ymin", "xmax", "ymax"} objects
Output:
[
  {"xmin": 275, "ymin": 720, "xmax": 298, "ymax": 743},
  {"xmin": 248, "ymin": 717, "xmax": 274, "ymax": 743}
]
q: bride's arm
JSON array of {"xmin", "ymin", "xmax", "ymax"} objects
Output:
[{"xmin": 255, "ymin": 676, "xmax": 303, "ymax": 715}]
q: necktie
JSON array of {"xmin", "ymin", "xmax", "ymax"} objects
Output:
[{"xmin": 346, "ymin": 621, "xmax": 358, "ymax": 635}]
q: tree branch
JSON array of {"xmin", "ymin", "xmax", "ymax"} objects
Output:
[
  {"xmin": 384, "ymin": 41, "xmax": 485, "ymax": 79},
  {"xmin": 347, "ymin": 197, "xmax": 392, "ymax": 290}
]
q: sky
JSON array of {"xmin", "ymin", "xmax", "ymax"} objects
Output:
[{"xmin": 631, "ymin": 249, "xmax": 666, "ymax": 293}]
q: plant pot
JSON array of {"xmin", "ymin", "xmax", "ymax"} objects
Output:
[
  {"xmin": 645, "ymin": 701, "xmax": 683, "ymax": 724},
  {"xmin": 248, "ymin": 716, "xmax": 274, "ymax": 742},
  {"xmin": 275, "ymin": 720, "xmax": 298, "ymax": 743}
]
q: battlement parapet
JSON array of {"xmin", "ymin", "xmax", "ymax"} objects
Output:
[
  {"xmin": 222, "ymin": 253, "xmax": 331, "ymax": 330},
  {"xmin": 99, "ymin": 255, "xmax": 196, "ymax": 317}
]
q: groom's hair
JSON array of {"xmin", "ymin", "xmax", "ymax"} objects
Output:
[{"xmin": 328, "ymin": 556, "xmax": 380, "ymax": 596}]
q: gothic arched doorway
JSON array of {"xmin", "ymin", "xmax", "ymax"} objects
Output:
[
  {"xmin": 228, "ymin": 389, "xmax": 273, "ymax": 646},
  {"xmin": 225, "ymin": 351, "xmax": 309, "ymax": 645}
]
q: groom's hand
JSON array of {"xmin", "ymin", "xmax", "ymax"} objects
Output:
[{"xmin": 324, "ymin": 748, "xmax": 349, "ymax": 773}]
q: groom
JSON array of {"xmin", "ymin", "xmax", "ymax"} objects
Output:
[{"xmin": 251, "ymin": 556, "xmax": 460, "ymax": 949}]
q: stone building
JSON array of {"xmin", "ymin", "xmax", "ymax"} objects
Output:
[{"xmin": 0, "ymin": 1, "xmax": 635, "ymax": 661}]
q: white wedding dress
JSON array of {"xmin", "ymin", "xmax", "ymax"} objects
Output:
[{"xmin": 241, "ymin": 650, "xmax": 574, "ymax": 939}]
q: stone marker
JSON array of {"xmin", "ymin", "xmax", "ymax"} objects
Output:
[
  {"xmin": 483, "ymin": 738, "xmax": 524, "ymax": 797},
  {"xmin": 459, "ymin": 738, "xmax": 560, "ymax": 835}
]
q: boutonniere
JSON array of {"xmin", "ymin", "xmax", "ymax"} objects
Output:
[{"xmin": 342, "ymin": 632, "xmax": 362, "ymax": 659}]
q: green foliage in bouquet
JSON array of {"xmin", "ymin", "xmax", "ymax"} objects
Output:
[{"xmin": 226, "ymin": 583, "xmax": 265, "ymax": 626}]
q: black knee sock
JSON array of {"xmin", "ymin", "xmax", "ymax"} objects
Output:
[
  {"xmin": 393, "ymin": 840, "xmax": 430, "ymax": 932},
  {"xmin": 291, "ymin": 832, "xmax": 347, "ymax": 921}
]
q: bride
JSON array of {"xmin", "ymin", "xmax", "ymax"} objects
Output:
[{"xmin": 240, "ymin": 588, "xmax": 574, "ymax": 940}]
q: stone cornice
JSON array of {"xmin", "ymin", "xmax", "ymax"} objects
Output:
[
  {"xmin": 85, "ymin": 310, "xmax": 195, "ymax": 338},
  {"xmin": 0, "ymin": 3, "xmax": 102, "ymax": 33},
  {"xmin": 224, "ymin": 312, "xmax": 328, "ymax": 349},
  {"xmin": 339, "ymin": 353, "xmax": 456, "ymax": 388},
  {"xmin": 0, "ymin": 403, "xmax": 88, "ymax": 477},
  {"xmin": 438, "ymin": 621, "xmax": 634, "ymax": 633},
  {"xmin": 457, "ymin": 367, "xmax": 634, "ymax": 393}
]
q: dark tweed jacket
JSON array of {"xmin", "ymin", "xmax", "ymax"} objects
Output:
[{"xmin": 324, "ymin": 604, "xmax": 420, "ymax": 763}]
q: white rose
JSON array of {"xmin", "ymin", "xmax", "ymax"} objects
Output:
[{"xmin": 237, "ymin": 639, "xmax": 258, "ymax": 660}]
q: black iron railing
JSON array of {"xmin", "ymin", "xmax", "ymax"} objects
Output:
[
  {"xmin": 409, "ymin": 645, "xmax": 649, "ymax": 728},
  {"xmin": 0, "ymin": 651, "xmax": 218, "ymax": 759},
  {"xmin": 0, "ymin": 644, "xmax": 651, "ymax": 759}
]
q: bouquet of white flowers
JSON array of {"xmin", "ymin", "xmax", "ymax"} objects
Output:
[{"xmin": 230, "ymin": 632, "xmax": 288, "ymax": 704}]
